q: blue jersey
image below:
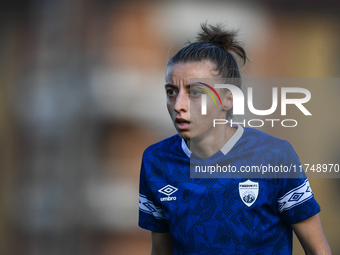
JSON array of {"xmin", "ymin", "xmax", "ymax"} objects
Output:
[{"xmin": 138, "ymin": 125, "xmax": 320, "ymax": 254}]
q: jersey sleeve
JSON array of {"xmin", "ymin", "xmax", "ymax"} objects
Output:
[
  {"xmin": 276, "ymin": 141, "xmax": 321, "ymax": 224},
  {"xmin": 138, "ymin": 151, "xmax": 169, "ymax": 232}
]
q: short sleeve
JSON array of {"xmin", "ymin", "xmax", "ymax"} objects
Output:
[
  {"xmin": 276, "ymin": 141, "xmax": 320, "ymax": 224},
  {"xmin": 138, "ymin": 151, "xmax": 169, "ymax": 232}
]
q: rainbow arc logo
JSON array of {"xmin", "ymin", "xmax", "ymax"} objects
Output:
[{"xmin": 197, "ymin": 82, "xmax": 222, "ymax": 115}]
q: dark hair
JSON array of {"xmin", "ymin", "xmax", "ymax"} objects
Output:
[
  {"xmin": 167, "ymin": 23, "xmax": 248, "ymax": 119},
  {"xmin": 167, "ymin": 22, "xmax": 247, "ymax": 79}
]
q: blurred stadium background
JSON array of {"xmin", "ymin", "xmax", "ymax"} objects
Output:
[{"xmin": 0, "ymin": 0, "xmax": 340, "ymax": 254}]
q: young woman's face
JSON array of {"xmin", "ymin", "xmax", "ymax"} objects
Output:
[{"xmin": 165, "ymin": 61, "xmax": 232, "ymax": 141}]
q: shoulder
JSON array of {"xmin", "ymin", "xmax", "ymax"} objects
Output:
[
  {"xmin": 240, "ymin": 127, "xmax": 299, "ymax": 162},
  {"xmin": 241, "ymin": 126, "xmax": 289, "ymax": 148},
  {"xmin": 243, "ymin": 127, "xmax": 284, "ymax": 142},
  {"xmin": 143, "ymin": 134, "xmax": 183, "ymax": 158}
]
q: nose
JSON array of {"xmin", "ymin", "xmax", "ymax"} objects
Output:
[{"xmin": 174, "ymin": 90, "xmax": 189, "ymax": 113}]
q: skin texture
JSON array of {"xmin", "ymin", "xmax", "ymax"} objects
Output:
[
  {"xmin": 292, "ymin": 214, "xmax": 331, "ymax": 255},
  {"xmin": 151, "ymin": 232, "xmax": 174, "ymax": 255},
  {"xmin": 151, "ymin": 61, "xmax": 332, "ymax": 255},
  {"xmin": 165, "ymin": 60, "xmax": 236, "ymax": 159}
]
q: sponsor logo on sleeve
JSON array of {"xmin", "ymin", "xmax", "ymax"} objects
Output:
[{"xmin": 277, "ymin": 179, "xmax": 312, "ymax": 212}]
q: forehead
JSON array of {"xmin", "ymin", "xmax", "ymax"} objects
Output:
[{"xmin": 166, "ymin": 61, "xmax": 218, "ymax": 84}]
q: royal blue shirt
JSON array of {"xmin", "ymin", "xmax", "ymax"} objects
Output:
[{"xmin": 139, "ymin": 126, "xmax": 320, "ymax": 254}]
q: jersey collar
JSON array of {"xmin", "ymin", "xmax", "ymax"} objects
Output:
[{"xmin": 181, "ymin": 124, "xmax": 244, "ymax": 158}]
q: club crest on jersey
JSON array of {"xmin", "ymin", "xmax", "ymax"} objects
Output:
[
  {"xmin": 239, "ymin": 180, "xmax": 259, "ymax": 207},
  {"xmin": 158, "ymin": 185, "xmax": 178, "ymax": 202}
]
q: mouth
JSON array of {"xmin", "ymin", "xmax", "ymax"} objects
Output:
[{"xmin": 175, "ymin": 118, "xmax": 190, "ymax": 130}]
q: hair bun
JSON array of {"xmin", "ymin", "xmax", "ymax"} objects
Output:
[{"xmin": 197, "ymin": 22, "xmax": 247, "ymax": 65}]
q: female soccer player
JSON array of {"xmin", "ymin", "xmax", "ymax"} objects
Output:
[{"xmin": 138, "ymin": 23, "xmax": 331, "ymax": 255}]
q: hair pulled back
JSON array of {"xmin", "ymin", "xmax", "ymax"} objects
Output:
[{"xmin": 167, "ymin": 22, "xmax": 247, "ymax": 79}]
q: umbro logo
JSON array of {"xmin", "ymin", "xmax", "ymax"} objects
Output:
[
  {"xmin": 158, "ymin": 185, "xmax": 178, "ymax": 196},
  {"xmin": 158, "ymin": 185, "xmax": 178, "ymax": 201}
]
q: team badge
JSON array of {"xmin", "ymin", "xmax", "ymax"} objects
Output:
[{"xmin": 239, "ymin": 180, "xmax": 259, "ymax": 207}]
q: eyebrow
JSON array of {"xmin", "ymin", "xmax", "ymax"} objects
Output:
[
  {"xmin": 164, "ymin": 83, "xmax": 199, "ymax": 89},
  {"xmin": 164, "ymin": 84, "xmax": 177, "ymax": 89}
]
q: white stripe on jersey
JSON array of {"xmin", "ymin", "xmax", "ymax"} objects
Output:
[
  {"xmin": 277, "ymin": 179, "xmax": 313, "ymax": 212},
  {"xmin": 139, "ymin": 194, "xmax": 166, "ymax": 219}
]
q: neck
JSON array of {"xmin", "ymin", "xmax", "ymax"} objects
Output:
[{"xmin": 186, "ymin": 125, "xmax": 237, "ymax": 159}]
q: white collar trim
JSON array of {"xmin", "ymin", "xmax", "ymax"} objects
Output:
[
  {"xmin": 181, "ymin": 138, "xmax": 191, "ymax": 158},
  {"xmin": 180, "ymin": 125, "xmax": 244, "ymax": 158},
  {"xmin": 220, "ymin": 124, "xmax": 244, "ymax": 155}
]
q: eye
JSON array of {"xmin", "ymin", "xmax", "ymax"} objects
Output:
[
  {"xmin": 166, "ymin": 89, "xmax": 177, "ymax": 97},
  {"xmin": 190, "ymin": 89, "xmax": 202, "ymax": 96}
]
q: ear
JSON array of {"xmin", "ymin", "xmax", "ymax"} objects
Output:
[{"xmin": 222, "ymin": 90, "xmax": 233, "ymax": 111}]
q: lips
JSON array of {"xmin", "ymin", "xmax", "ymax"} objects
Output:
[{"xmin": 175, "ymin": 118, "xmax": 190, "ymax": 130}]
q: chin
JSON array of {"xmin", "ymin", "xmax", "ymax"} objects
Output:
[{"xmin": 177, "ymin": 130, "xmax": 190, "ymax": 140}]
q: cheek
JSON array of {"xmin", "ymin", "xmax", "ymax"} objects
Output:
[{"xmin": 166, "ymin": 100, "xmax": 174, "ymax": 115}]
